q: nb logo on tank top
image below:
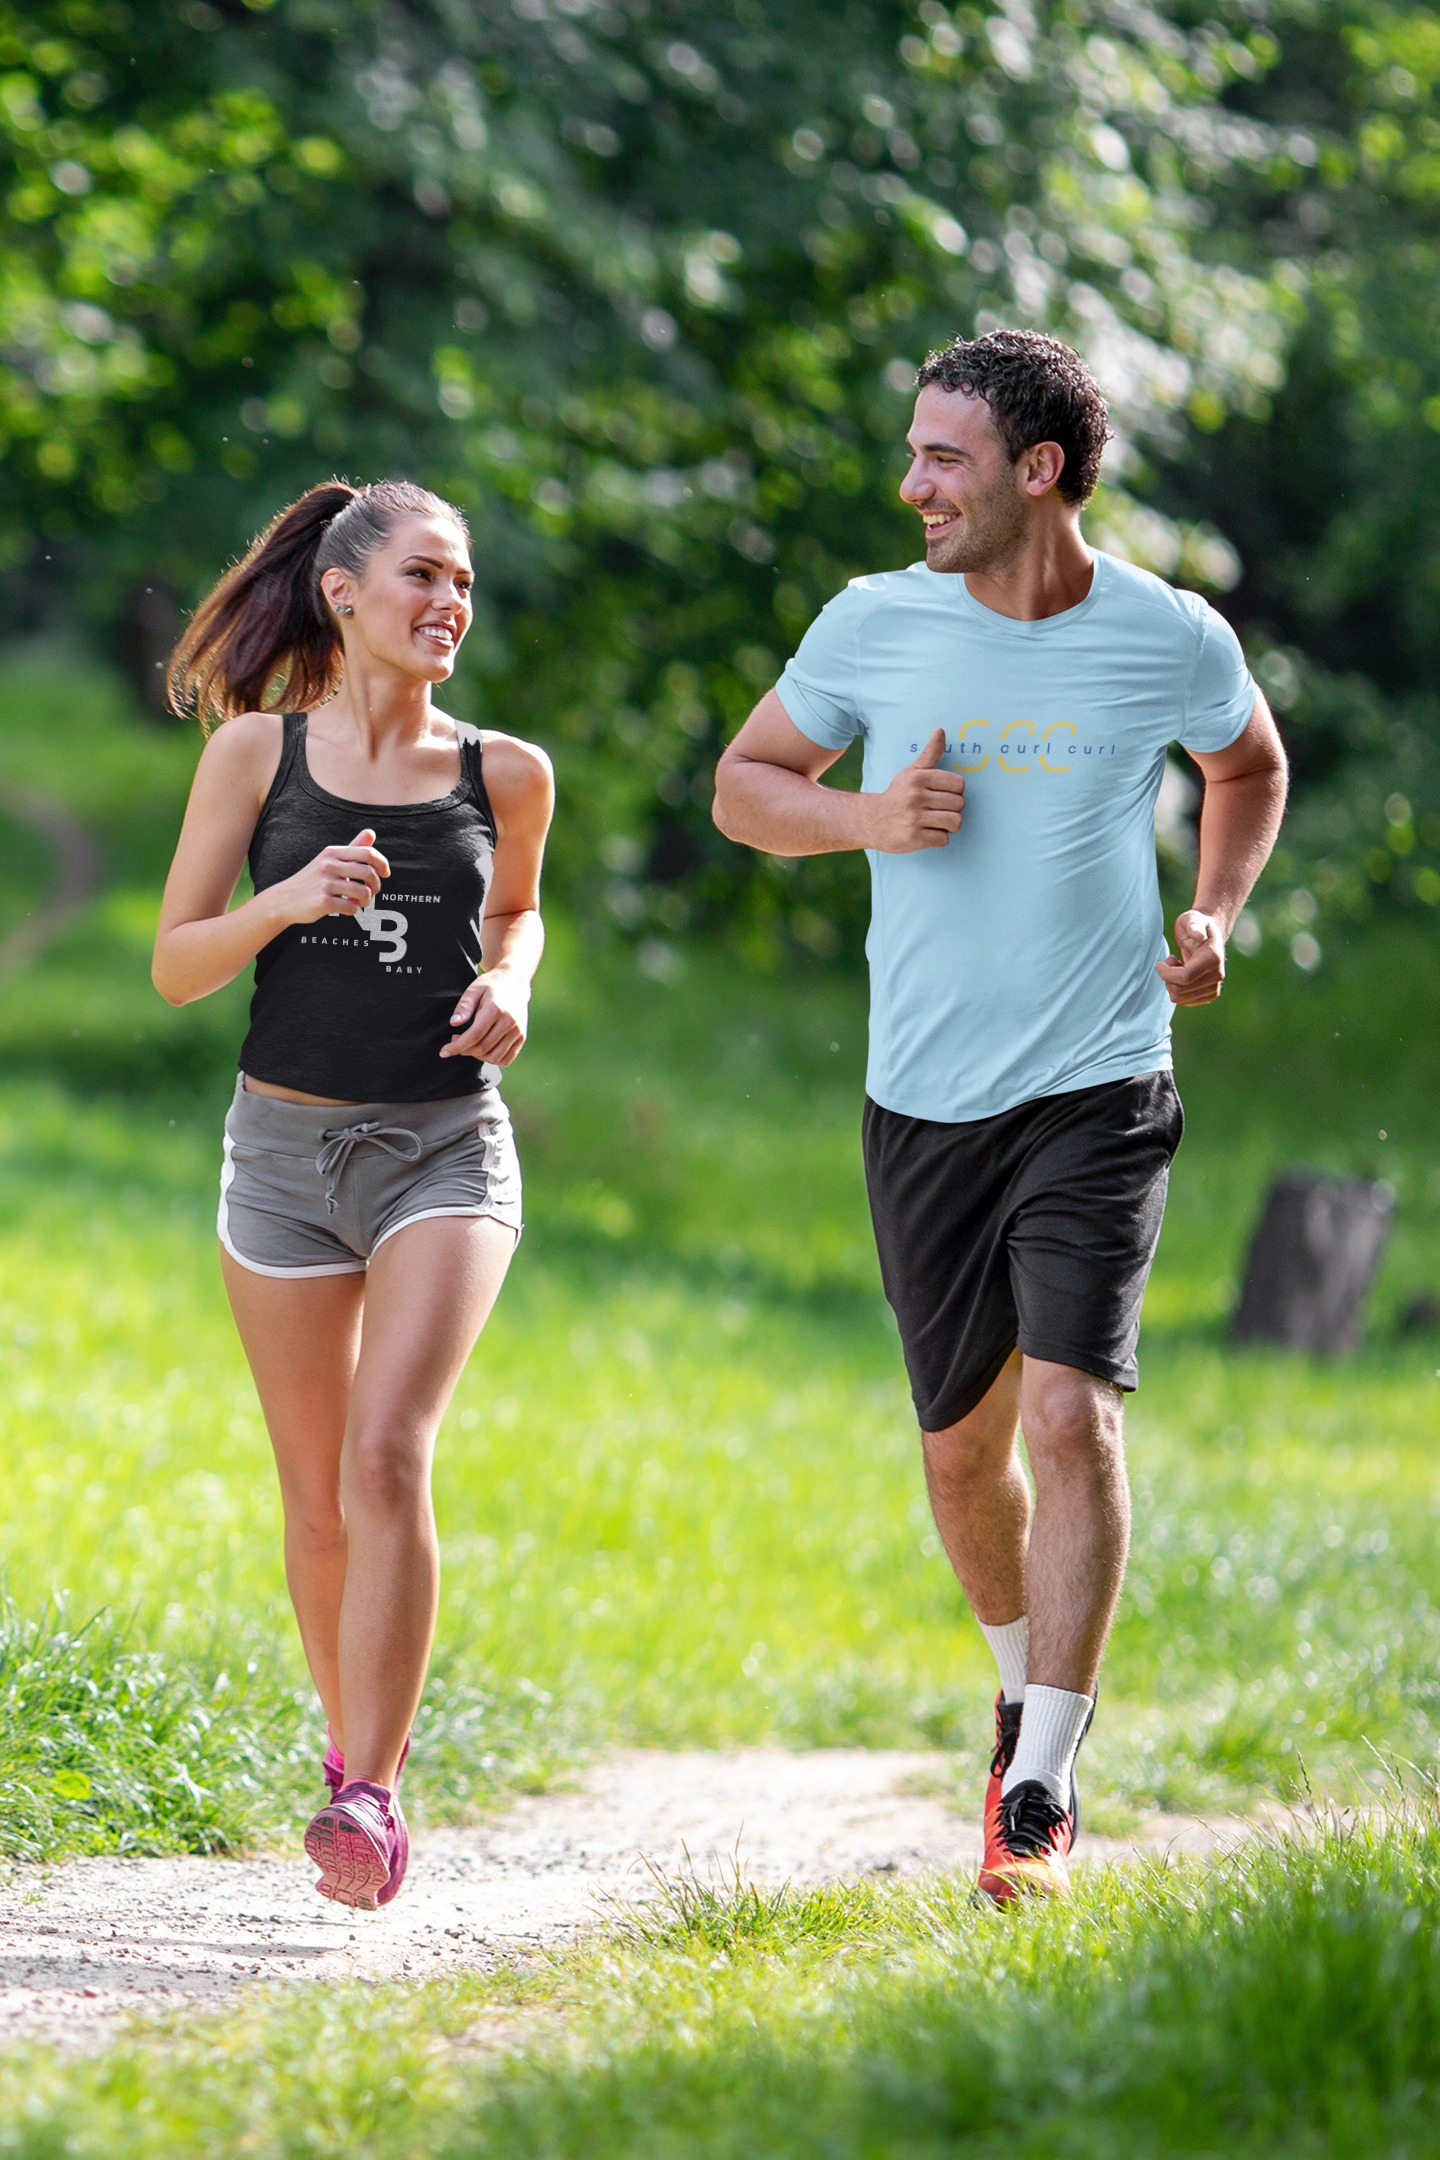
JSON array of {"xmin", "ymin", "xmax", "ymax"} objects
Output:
[{"xmin": 354, "ymin": 900, "xmax": 408, "ymax": 963}]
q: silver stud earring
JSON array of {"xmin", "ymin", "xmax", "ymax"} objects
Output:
[{"xmin": 337, "ymin": 606, "xmax": 354, "ymax": 617}]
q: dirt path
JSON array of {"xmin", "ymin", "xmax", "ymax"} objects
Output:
[
  {"xmin": 0, "ymin": 1749, "xmax": 1235, "ymax": 2051},
  {"xmin": 0, "ymin": 787, "xmax": 101, "ymax": 981}
]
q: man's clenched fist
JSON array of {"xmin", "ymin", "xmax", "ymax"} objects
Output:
[
  {"xmin": 867, "ymin": 727, "xmax": 965, "ymax": 853},
  {"xmin": 1156, "ymin": 909, "xmax": 1226, "ymax": 1005}
]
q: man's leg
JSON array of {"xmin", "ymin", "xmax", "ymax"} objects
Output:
[
  {"xmin": 923, "ymin": 1353, "xmax": 1128, "ymax": 1686},
  {"xmin": 920, "ymin": 1348, "xmax": 1030, "ymax": 1631},
  {"xmin": 924, "ymin": 1350, "xmax": 1128, "ymax": 1839},
  {"xmin": 1016, "ymin": 1357, "xmax": 1129, "ymax": 1696}
]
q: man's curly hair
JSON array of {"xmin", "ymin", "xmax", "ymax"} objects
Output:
[{"xmin": 915, "ymin": 330, "xmax": 1111, "ymax": 504}]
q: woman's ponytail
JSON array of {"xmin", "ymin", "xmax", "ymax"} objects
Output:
[
  {"xmin": 168, "ymin": 477, "xmax": 468, "ymax": 729},
  {"xmin": 168, "ymin": 481, "xmax": 358, "ymax": 728}
]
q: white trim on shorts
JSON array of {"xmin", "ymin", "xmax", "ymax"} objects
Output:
[
  {"xmin": 216, "ymin": 1227, "xmax": 368, "ymax": 1279},
  {"xmin": 216, "ymin": 1120, "xmax": 522, "ymax": 1279},
  {"xmin": 371, "ymin": 1205, "xmax": 522, "ymax": 1253},
  {"xmin": 218, "ymin": 1193, "xmax": 519, "ymax": 1281},
  {"xmin": 218, "ymin": 1127, "xmax": 367, "ymax": 1278}
]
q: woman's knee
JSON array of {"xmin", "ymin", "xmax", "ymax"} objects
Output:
[
  {"xmin": 341, "ymin": 1422, "xmax": 433, "ymax": 1515},
  {"xmin": 281, "ymin": 1494, "xmax": 345, "ymax": 1556}
]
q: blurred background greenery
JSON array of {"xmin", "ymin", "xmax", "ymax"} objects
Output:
[{"xmin": 3, "ymin": 0, "xmax": 1440, "ymax": 959}]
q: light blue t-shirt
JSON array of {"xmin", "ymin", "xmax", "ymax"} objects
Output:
[{"xmin": 776, "ymin": 550, "xmax": 1256, "ymax": 1124}]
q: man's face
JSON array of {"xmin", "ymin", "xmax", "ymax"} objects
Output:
[{"xmin": 898, "ymin": 384, "xmax": 1031, "ymax": 575}]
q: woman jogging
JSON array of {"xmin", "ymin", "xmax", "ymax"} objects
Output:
[{"xmin": 152, "ymin": 478, "xmax": 553, "ymax": 1910}]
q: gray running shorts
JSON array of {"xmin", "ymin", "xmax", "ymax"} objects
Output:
[{"xmin": 218, "ymin": 1077, "xmax": 523, "ymax": 1279}]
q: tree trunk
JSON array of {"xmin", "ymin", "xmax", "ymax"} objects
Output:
[{"xmin": 1232, "ymin": 1174, "xmax": 1392, "ymax": 1353}]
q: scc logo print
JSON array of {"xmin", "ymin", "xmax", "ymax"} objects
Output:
[
  {"xmin": 355, "ymin": 899, "xmax": 408, "ymax": 962},
  {"xmin": 908, "ymin": 722, "xmax": 1119, "ymax": 773}
]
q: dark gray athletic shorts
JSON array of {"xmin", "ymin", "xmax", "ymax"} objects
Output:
[
  {"xmin": 862, "ymin": 1072, "xmax": 1183, "ymax": 1431},
  {"xmin": 218, "ymin": 1078, "xmax": 523, "ymax": 1279}
]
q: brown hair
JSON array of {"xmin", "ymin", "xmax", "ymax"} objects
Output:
[
  {"xmin": 168, "ymin": 478, "xmax": 470, "ymax": 727},
  {"xmin": 915, "ymin": 330, "xmax": 1111, "ymax": 504}
]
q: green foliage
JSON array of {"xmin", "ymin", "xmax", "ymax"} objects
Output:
[
  {"xmin": 0, "ymin": 1599, "xmax": 297, "ymax": 1858},
  {"xmin": 0, "ymin": 0, "xmax": 1299, "ymax": 953},
  {"xmin": 458, "ymin": 1812, "xmax": 1440, "ymax": 2159},
  {"xmin": 1199, "ymin": 646, "xmax": 1440, "ymax": 947},
  {"xmin": 2, "ymin": 1815, "xmax": 1440, "ymax": 2153},
  {"xmin": 7, "ymin": 3, "xmax": 1440, "ymax": 939},
  {"xmin": 1160, "ymin": 2, "xmax": 1440, "ymax": 709}
]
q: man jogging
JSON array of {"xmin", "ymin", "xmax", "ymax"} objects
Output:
[{"xmin": 712, "ymin": 329, "xmax": 1286, "ymax": 1901}]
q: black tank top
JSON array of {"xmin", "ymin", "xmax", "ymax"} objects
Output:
[{"xmin": 238, "ymin": 711, "xmax": 500, "ymax": 1102}]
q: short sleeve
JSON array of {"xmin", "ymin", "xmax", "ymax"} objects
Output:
[
  {"xmin": 775, "ymin": 587, "xmax": 865, "ymax": 750},
  {"xmin": 1179, "ymin": 604, "xmax": 1257, "ymax": 755}
]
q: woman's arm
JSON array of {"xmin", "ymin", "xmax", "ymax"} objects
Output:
[
  {"xmin": 151, "ymin": 714, "xmax": 390, "ymax": 1007},
  {"xmin": 442, "ymin": 734, "xmax": 555, "ymax": 1067}
]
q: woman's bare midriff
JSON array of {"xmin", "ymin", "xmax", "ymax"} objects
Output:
[
  {"xmin": 240, "ymin": 1073, "xmax": 477, "ymax": 1107},
  {"xmin": 242, "ymin": 1073, "xmax": 363, "ymax": 1107}
]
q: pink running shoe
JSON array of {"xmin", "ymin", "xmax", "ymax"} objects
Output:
[
  {"xmin": 305, "ymin": 1781, "xmax": 395, "ymax": 1911},
  {"xmin": 322, "ymin": 1728, "xmax": 411, "ymax": 1800},
  {"xmin": 377, "ymin": 1787, "xmax": 409, "ymax": 1907}
]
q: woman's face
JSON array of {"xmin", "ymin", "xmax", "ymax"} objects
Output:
[{"xmin": 323, "ymin": 514, "xmax": 474, "ymax": 682}]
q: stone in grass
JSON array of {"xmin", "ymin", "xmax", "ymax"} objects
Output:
[{"xmin": 1232, "ymin": 1172, "xmax": 1392, "ymax": 1353}]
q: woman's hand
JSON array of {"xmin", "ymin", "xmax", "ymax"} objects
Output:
[
  {"xmin": 442, "ymin": 965, "xmax": 530, "ymax": 1065},
  {"xmin": 275, "ymin": 828, "xmax": 390, "ymax": 925},
  {"xmin": 154, "ymin": 715, "xmax": 400, "ymax": 1008},
  {"xmin": 439, "ymin": 732, "xmax": 552, "ymax": 1068}
]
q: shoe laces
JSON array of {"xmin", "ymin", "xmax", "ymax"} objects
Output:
[
  {"xmin": 990, "ymin": 1699, "xmax": 1023, "ymax": 1780},
  {"xmin": 998, "ymin": 1779, "xmax": 1070, "ymax": 1857}
]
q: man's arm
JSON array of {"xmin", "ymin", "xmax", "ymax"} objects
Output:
[
  {"xmin": 1156, "ymin": 692, "xmax": 1288, "ymax": 1007},
  {"xmin": 712, "ymin": 689, "xmax": 966, "ymax": 856}
]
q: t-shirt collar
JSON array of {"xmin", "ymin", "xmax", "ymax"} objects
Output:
[{"xmin": 912, "ymin": 548, "xmax": 1108, "ymax": 636}]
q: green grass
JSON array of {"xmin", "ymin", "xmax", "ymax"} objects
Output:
[
  {"xmin": 1, "ymin": 1807, "xmax": 1438, "ymax": 2156},
  {"xmin": 2, "ymin": 651, "xmax": 1440, "ymax": 2144},
  {"xmin": 0, "ymin": 1601, "xmax": 287, "ymax": 1859},
  {"xmin": 0, "ymin": 652, "xmax": 1439, "ymax": 1840},
  {"xmin": 455, "ymin": 1808, "xmax": 1440, "ymax": 2160},
  {"xmin": 0, "ymin": 805, "xmax": 57, "ymax": 943},
  {"xmin": 1, "ymin": 923, "xmax": 1436, "ymax": 1837}
]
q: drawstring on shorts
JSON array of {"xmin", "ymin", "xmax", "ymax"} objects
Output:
[{"xmin": 315, "ymin": 1120, "xmax": 423, "ymax": 1215}]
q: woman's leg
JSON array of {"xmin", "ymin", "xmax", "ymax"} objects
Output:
[
  {"xmin": 221, "ymin": 1216, "xmax": 514, "ymax": 1780},
  {"xmin": 335, "ymin": 1213, "xmax": 516, "ymax": 1788},
  {"xmin": 220, "ymin": 1253, "xmax": 366, "ymax": 1737}
]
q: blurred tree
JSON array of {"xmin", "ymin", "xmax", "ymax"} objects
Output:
[
  {"xmin": 0, "ymin": 0, "xmax": 1340, "ymax": 956},
  {"xmin": 1127, "ymin": 2, "xmax": 1440, "ymax": 952},
  {"xmin": 1154, "ymin": 2, "xmax": 1440, "ymax": 715}
]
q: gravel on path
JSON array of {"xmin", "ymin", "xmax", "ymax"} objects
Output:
[{"xmin": 0, "ymin": 1749, "xmax": 1233, "ymax": 2051}]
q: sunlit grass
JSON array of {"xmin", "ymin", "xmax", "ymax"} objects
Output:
[
  {"xmin": 1, "ymin": 650, "xmax": 1438, "ymax": 1841},
  {"xmin": 1, "ymin": 1807, "xmax": 1437, "ymax": 2156},
  {"xmin": 3, "ymin": 651, "xmax": 1440, "ymax": 2148},
  {"xmin": 0, "ymin": 1600, "xmax": 288, "ymax": 1860},
  {"xmin": 1, "ymin": 934, "xmax": 1439, "ymax": 1841}
]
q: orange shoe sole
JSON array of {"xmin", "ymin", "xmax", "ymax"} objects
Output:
[{"xmin": 978, "ymin": 1849, "xmax": 1073, "ymax": 1903}]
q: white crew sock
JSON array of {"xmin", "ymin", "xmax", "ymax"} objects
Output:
[
  {"xmin": 1001, "ymin": 1683, "xmax": 1093, "ymax": 1809},
  {"xmin": 978, "ymin": 1614, "xmax": 1030, "ymax": 1703}
]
